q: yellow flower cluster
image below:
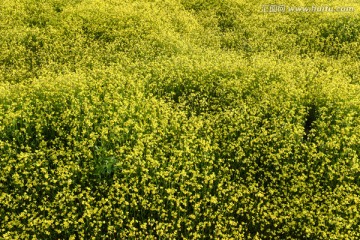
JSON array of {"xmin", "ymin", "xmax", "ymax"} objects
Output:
[{"xmin": 1, "ymin": 0, "xmax": 360, "ymax": 239}]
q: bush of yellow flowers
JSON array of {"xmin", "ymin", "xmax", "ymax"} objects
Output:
[{"xmin": 1, "ymin": 0, "xmax": 360, "ymax": 239}]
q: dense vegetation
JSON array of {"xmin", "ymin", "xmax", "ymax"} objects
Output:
[{"xmin": 1, "ymin": 0, "xmax": 360, "ymax": 239}]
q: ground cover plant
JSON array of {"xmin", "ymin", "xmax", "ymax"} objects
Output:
[{"xmin": 1, "ymin": 0, "xmax": 360, "ymax": 239}]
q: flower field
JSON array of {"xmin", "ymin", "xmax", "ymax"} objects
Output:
[{"xmin": 1, "ymin": 0, "xmax": 360, "ymax": 239}]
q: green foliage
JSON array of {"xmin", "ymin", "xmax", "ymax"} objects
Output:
[{"xmin": 1, "ymin": 0, "xmax": 360, "ymax": 239}]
